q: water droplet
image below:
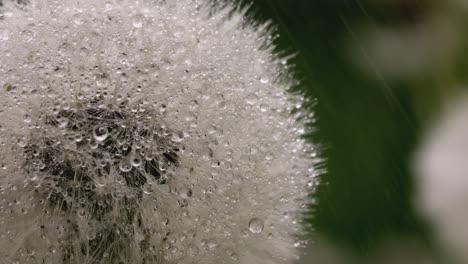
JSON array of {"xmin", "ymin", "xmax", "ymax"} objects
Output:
[
  {"xmin": 187, "ymin": 244, "xmax": 199, "ymax": 256},
  {"xmin": 132, "ymin": 14, "xmax": 144, "ymax": 28},
  {"xmin": 207, "ymin": 124, "xmax": 217, "ymax": 135},
  {"xmin": 245, "ymin": 94, "xmax": 258, "ymax": 105},
  {"xmin": 56, "ymin": 116, "xmax": 69, "ymax": 128},
  {"xmin": 260, "ymin": 77, "xmax": 269, "ymax": 84},
  {"xmin": 293, "ymin": 240, "xmax": 301, "ymax": 247},
  {"xmin": 89, "ymin": 141, "xmax": 99, "ymax": 150},
  {"xmin": 259, "ymin": 103, "xmax": 268, "ymax": 112},
  {"xmin": 226, "ymin": 249, "xmax": 239, "ymax": 260},
  {"xmin": 93, "ymin": 126, "xmax": 109, "ymax": 141},
  {"xmin": 17, "ymin": 137, "xmax": 27, "ymax": 148},
  {"xmin": 0, "ymin": 28, "xmax": 12, "ymax": 41},
  {"xmin": 35, "ymin": 161, "xmax": 46, "ymax": 170},
  {"xmin": 207, "ymin": 239, "xmax": 217, "ymax": 249},
  {"xmin": 74, "ymin": 134, "xmax": 83, "ymax": 142},
  {"xmin": 130, "ymin": 155, "xmax": 142, "ymax": 167},
  {"xmin": 119, "ymin": 159, "xmax": 132, "ymax": 172},
  {"xmin": 23, "ymin": 114, "xmax": 32, "ymax": 123},
  {"xmin": 172, "ymin": 25, "xmax": 185, "ymax": 38},
  {"xmin": 179, "ymin": 187, "xmax": 193, "ymax": 198},
  {"xmin": 74, "ymin": 18, "xmax": 83, "ymax": 25},
  {"xmin": 248, "ymin": 218, "xmax": 264, "ymax": 233}
]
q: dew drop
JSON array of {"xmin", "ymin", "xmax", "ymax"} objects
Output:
[
  {"xmin": 207, "ymin": 239, "xmax": 217, "ymax": 249},
  {"xmin": 187, "ymin": 244, "xmax": 199, "ymax": 256},
  {"xmin": 89, "ymin": 141, "xmax": 99, "ymax": 150},
  {"xmin": 132, "ymin": 14, "xmax": 144, "ymax": 28},
  {"xmin": 17, "ymin": 137, "xmax": 27, "ymax": 148},
  {"xmin": 23, "ymin": 114, "xmax": 32, "ymax": 123},
  {"xmin": 245, "ymin": 94, "xmax": 258, "ymax": 105},
  {"xmin": 130, "ymin": 155, "xmax": 142, "ymax": 167},
  {"xmin": 293, "ymin": 240, "xmax": 301, "ymax": 247},
  {"xmin": 260, "ymin": 77, "xmax": 269, "ymax": 84},
  {"xmin": 74, "ymin": 134, "xmax": 83, "ymax": 142},
  {"xmin": 35, "ymin": 161, "xmax": 46, "ymax": 170},
  {"xmin": 248, "ymin": 218, "xmax": 264, "ymax": 233},
  {"xmin": 179, "ymin": 187, "xmax": 193, "ymax": 198},
  {"xmin": 74, "ymin": 18, "xmax": 83, "ymax": 25},
  {"xmin": 93, "ymin": 126, "xmax": 109, "ymax": 141},
  {"xmin": 119, "ymin": 159, "xmax": 132, "ymax": 172},
  {"xmin": 0, "ymin": 28, "xmax": 12, "ymax": 41},
  {"xmin": 56, "ymin": 116, "xmax": 69, "ymax": 128}
]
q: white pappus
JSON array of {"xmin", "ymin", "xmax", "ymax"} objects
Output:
[{"xmin": 0, "ymin": 0, "xmax": 318, "ymax": 263}]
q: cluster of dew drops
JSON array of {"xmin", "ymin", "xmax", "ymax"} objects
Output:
[
  {"xmin": 0, "ymin": 85, "xmax": 270, "ymax": 263},
  {"xmin": 0, "ymin": 1, "xmax": 310, "ymax": 262},
  {"xmin": 11, "ymin": 91, "xmax": 188, "ymax": 262}
]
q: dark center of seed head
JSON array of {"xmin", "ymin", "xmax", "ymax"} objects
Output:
[{"xmin": 22, "ymin": 98, "xmax": 180, "ymax": 263}]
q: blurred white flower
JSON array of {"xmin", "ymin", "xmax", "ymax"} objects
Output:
[
  {"xmin": 414, "ymin": 94, "xmax": 468, "ymax": 263},
  {"xmin": 348, "ymin": 14, "xmax": 459, "ymax": 80},
  {"xmin": 0, "ymin": 0, "xmax": 318, "ymax": 263}
]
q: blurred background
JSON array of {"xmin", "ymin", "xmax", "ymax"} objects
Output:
[{"xmin": 234, "ymin": 0, "xmax": 468, "ymax": 263}]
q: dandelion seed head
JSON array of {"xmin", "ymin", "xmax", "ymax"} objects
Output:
[{"xmin": 0, "ymin": 0, "xmax": 318, "ymax": 263}]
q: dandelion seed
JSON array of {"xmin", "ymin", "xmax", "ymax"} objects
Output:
[{"xmin": 0, "ymin": 0, "xmax": 319, "ymax": 263}]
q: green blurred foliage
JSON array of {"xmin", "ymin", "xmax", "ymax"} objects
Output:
[{"xmin": 237, "ymin": 0, "xmax": 442, "ymax": 258}]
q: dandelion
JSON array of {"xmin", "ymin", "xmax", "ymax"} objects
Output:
[
  {"xmin": 0, "ymin": 0, "xmax": 317, "ymax": 263},
  {"xmin": 414, "ymin": 94, "xmax": 468, "ymax": 263}
]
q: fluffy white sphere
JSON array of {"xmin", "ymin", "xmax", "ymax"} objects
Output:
[{"xmin": 0, "ymin": 0, "xmax": 317, "ymax": 263}]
